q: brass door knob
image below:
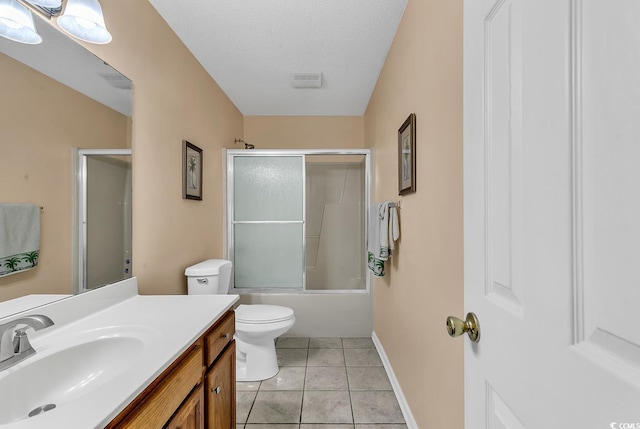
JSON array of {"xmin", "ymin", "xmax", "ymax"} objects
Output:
[{"xmin": 446, "ymin": 312, "xmax": 480, "ymax": 343}]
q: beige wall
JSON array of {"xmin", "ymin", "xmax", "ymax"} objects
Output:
[
  {"xmin": 84, "ymin": 1, "xmax": 244, "ymax": 295},
  {"xmin": 364, "ymin": 0, "xmax": 464, "ymax": 427},
  {"xmin": 244, "ymin": 116, "xmax": 364, "ymax": 149},
  {"xmin": 0, "ymin": 52, "xmax": 129, "ymax": 301}
]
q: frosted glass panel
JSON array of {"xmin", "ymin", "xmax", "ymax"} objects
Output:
[
  {"xmin": 234, "ymin": 224, "xmax": 303, "ymax": 289},
  {"xmin": 234, "ymin": 156, "xmax": 303, "ymax": 221},
  {"xmin": 304, "ymin": 157, "xmax": 366, "ymax": 290}
]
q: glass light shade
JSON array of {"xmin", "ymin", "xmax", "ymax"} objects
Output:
[
  {"xmin": 57, "ymin": 0, "xmax": 111, "ymax": 44},
  {"xmin": 0, "ymin": 0, "xmax": 42, "ymax": 44},
  {"xmin": 27, "ymin": 0, "xmax": 62, "ymax": 7}
]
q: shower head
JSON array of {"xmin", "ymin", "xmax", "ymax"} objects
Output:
[{"xmin": 234, "ymin": 138, "xmax": 255, "ymax": 149}]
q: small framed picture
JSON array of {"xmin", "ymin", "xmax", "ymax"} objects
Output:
[
  {"xmin": 398, "ymin": 113, "xmax": 416, "ymax": 195},
  {"xmin": 183, "ymin": 140, "xmax": 203, "ymax": 200}
]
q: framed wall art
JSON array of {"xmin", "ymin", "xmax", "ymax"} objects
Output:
[
  {"xmin": 183, "ymin": 140, "xmax": 203, "ymax": 200},
  {"xmin": 398, "ymin": 113, "xmax": 416, "ymax": 195}
]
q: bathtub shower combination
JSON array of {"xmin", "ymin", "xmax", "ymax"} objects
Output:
[{"xmin": 226, "ymin": 149, "xmax": 371, "ymax": 294}]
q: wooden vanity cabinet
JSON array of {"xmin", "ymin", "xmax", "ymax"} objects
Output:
[
  {"xmin": 204, "ymin": 311, "xmax": 236, "ymax": 429},
  {"xmin": 107, "ymin": 310, "xmax": 236, "ymax": 429}
]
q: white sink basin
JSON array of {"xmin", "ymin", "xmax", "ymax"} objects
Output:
[{"xmin": 0, "ymin": 326, "xmax": 157, "ymax": 425}]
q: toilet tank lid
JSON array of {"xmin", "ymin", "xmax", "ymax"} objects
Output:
[{"xmin": 185, "ymin": 259, "xmax": 232, "ymax": 276}]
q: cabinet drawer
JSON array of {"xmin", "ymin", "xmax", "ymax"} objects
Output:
[
  {"xmin": 204, "ymin": 311, "xmax": 235, "ymax": 367},
  {"xmin": 115, "ymin": 346, "xmax": 204, "ymax": 428}
]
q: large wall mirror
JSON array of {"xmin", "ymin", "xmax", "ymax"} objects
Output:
[{"xmin": 0, "ymin": 15, "xmax": 132, "ymax": 313}]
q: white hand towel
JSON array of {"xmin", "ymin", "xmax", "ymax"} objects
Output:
[
  {"xmin": 0, "ymin": 203, "xmax": 41, "ymax": 277},
  {"xmin": 368, "ymin": 201, "xmax": 400, "ymax": 277},
  {"xmin": 389, "ymin": 204, "xmax": 399, "ymax": 252},
  {"xmin": 379, "ymin": 201, "xmax": 399, "ymax": 259}
]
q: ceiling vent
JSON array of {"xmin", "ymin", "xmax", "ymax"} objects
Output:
[{"xmin": 290, "ymin": 72, "xmax": 323, "ymax": 88}]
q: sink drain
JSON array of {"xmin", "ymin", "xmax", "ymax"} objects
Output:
[{"xmin": 28, "ymin": 404, "xmax": 56, "ymax": 417}]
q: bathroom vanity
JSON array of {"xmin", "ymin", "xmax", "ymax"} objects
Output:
[
  {"xmin": 107, "ymin": 310, "xmax": 236, "ymax": 428},
  {"xmin": 0, "ymin": 278, "xmax": 238, "ymax": 429}
]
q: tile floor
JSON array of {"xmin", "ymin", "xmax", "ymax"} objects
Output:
[{"xmin": 236, "ymin": 337, "xmax": 407, "ymax": 429}]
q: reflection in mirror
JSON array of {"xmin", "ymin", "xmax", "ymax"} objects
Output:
[
  {"xmin": 0, "ymin": 17, "xmax": 129, "ymax": 115},
  {"xmin": 0, "ymin": 14, "xmax": 132, "ymax": 313},
  {"xmin": 77, "ymin": 150, "xmax": 132, "ymax": 293}
]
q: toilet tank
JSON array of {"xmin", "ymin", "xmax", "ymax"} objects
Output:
[{"xmin": 185, "ymin": 259, "xmax": 233, "ymax": 295}]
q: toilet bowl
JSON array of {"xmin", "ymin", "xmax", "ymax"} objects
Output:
[
  {"xmin": 185, "ymin": 259, "xmax": 295, "ymax": 382},
  {"xmin": 235, "ymin": 304, "xmax": 295, "ymax": 381}
]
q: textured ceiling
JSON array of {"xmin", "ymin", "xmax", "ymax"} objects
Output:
[{"xmin": 148, "ymin": 0, "xmax": 407, "ymax": 116}]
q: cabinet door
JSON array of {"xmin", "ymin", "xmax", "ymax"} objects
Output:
[
  {"xmin": 165, "ymin": 384, "xmax": 204, "ymax": 429},
  {"xmin": 205, "ymin": 343, "xmax": 236, "ymax": 429}
]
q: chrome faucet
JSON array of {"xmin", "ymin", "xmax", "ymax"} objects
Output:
[{"xmin": 0, "ymin": 315, "xmax": 54, "ymax": 371}]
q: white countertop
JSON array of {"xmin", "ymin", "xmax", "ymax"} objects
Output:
[{"xmin": 0, "ymin": 277, "xmax": 238, "ymax": 429}]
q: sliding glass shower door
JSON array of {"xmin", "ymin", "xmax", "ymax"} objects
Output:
[
  {"xmin": 231, "ymin": 155, "xmax": 304, "ymax": 289},
  {"xmin": 227, "ymin": 149, "xmax": 370, "ymax": 293}
]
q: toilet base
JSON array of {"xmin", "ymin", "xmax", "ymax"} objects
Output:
[{"xmin": 235, "ymin": 336, "xmax": 280, "ymax": 382}]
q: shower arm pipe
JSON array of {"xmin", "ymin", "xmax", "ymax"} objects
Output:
[{"xmin": 234, "ymin": 138, "xmax": 255, "ymax": 149}]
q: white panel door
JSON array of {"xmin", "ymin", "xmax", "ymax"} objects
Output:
[{"xmin": 463, "ymin": 0, "xmax": 640, "ymax": 426}]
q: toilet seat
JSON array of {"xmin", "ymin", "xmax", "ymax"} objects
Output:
[{"xmin": 235, "ymin": 304, "xmax": 294, "ymax": 324}]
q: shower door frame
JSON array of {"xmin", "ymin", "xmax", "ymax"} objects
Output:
[
  {"xmin": 226, "ymin": 149, "xmax": 372, "ymax": 294},
  {"xmin": 73, "ymin": 148, "xmax": 133, "ymax": 294}
]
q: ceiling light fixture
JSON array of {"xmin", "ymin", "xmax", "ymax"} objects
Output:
[
  {"xmin": 28, "ymin": 0, "xmax": 61, "ymax": 7},
  {"xmin": 57, "ymin": 0, "xmax": 111, "ymax": 45},
  {"xmin": 0, "ymin": 0, "xmax": 42, "ymax": 44},
  {"xmin": 0, "ymin": 0, "xmax": 111, "ymax": 45}
]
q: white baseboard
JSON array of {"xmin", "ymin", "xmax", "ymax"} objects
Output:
[{"xmin": 372, "ymin": 331, "xmax": 418, "ymax": 429}]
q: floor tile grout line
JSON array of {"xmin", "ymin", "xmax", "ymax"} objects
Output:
[
  {"xmin": 243, "ymin": 386, "xmax": 259, "ymax": 426},
  {"xmin": 342, "ymin": 339, "xmax": 356, "ymax": 426},
  {"xmin": 299, "ymin": 342, "xmax": 310, "ymax": 425}
]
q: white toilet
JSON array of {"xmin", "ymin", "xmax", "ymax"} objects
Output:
[{"xmin": 185, "ymin": 259, "xmax": 295, "ymax": 382}]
